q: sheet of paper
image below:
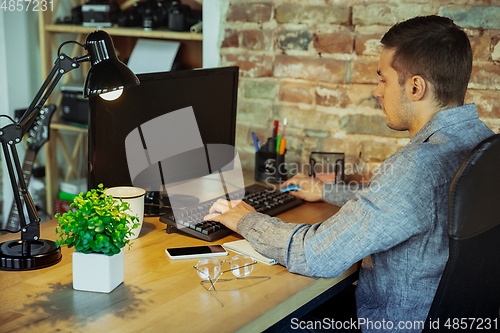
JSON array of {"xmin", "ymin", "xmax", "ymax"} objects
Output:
[{"xmin": 127, "ymin": 39, "xmax": 180, "ymax": 74}]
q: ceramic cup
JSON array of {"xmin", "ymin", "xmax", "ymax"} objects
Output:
[{"xmin": 105, "ymin": 186, "xmax": 146, "ymax": 239}]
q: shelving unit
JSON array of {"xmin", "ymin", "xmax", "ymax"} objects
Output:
[
  {"xmin": 44, "ymin": 24, "xmax": 203, "ymax": 41},
  {"xmin": 38, "ymin": 0, "xmax": 203, "ymax": 217}
]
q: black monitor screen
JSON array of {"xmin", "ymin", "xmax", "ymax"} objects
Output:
[{"xmin": 88, "ymin": 66, "xmax": 239, "ymax": 214}]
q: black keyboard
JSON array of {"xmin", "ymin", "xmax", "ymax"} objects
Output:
[{"xmin": 159, "ymin": 183, "xmax": 303, "ymax": 241}]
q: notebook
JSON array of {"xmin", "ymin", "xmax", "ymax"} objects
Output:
[{"xmin": 223, "ymin": 240, "xmax": 277, "ymax": 266}]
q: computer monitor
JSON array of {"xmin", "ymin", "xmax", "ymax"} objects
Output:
[{"xmin": 88, "ymin": 66, "xmax": 239, "ymax": 215}]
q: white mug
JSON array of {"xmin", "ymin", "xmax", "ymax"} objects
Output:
[{"xmin": 104, "ymin": 186, "xmax": 146, "ymax": 239}]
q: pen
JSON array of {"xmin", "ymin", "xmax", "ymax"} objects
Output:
[
  {"xmin": 281, "ymin": 118, "xmax": 287, "ymax": 138},
  {"xmin": 273, "ymin": 120, "xmax": 279, "ymax": 138},
  {"xmin": 276, "ymin": 134, "xmax": 281, "ymax": 153},
  {"xmin": 279, "ymin": 138, "xmax": 287, "ymax": 155},
  {"xmin": 251, "ymin": 132, "xmax": 260, "ymax": 152}
]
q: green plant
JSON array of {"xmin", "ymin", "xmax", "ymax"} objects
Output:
[{"xmin": 55, "ymin": 184, "xmax": 139, "ymax": 256}]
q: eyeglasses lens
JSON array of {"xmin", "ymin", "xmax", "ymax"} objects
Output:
[
  {"xmin": 196, "ymin": 258, "xmax": 221, "ymax": 280},
  {"xmin": 230, "ymin": 255, "xmax": 254, "ymax": 277}
]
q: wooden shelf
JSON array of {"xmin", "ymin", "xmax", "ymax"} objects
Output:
[
  {"xmin": 45, "ymin": 24, "xmax": 203, "ymax": 41},
  {"xmin": 51, "ymin": 121, "xmax": 88, "ymax": 133}
]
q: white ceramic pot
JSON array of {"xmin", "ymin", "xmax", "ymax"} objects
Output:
[{"xmin": 72, "ymin": 249, "xmax": 124, "ymax": 293}]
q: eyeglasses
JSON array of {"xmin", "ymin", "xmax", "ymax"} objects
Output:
[{"xmin": 194, "ymin": 255, "xmax": 258, "ymax": 293}]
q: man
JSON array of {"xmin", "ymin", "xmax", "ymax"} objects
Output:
[{"xmin": 205, "ymin": 15, "xmax": 493, "ymax": 331}]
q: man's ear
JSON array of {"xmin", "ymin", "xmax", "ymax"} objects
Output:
[{"xmin": 410, "ymin": 75, "xmax": 427, "ymax": 101}]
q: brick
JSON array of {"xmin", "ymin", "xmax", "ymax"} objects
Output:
[
  {"xmin": 278, "ymin": 30, "xmax": 313, "ymax": 51},
  {"xmin": 226, "ymin": 3, "xmax": 273, "ymax": 23},
  {"xmin": 316, "ymin": 85, "xmax": 351, "ymax": 108},
  {"xmin": 317, "ymin": 137, "xmax": 354, "ymax": 157},
  {"xmin": 469, "ymin": 35, "xmax": 491, "ymax": 61},
  {"xmin": 303, "ymin": 129, "xmax": 331, "ymax": 138},
  {"xmin": 274, "ymin": 105, "xmax": 341, "ymax": 132},
  {"xmin": 235, "ymin": 123, "xmax": 252, "ymax": 155},
  {"xmin": 351, "ymin": 58, "xmax": 379, "ymax": 84},
  {"xmin": 298, "ymin": 137, "xmax": 321, "ymax": 166},
  {"xmin": 274, "ymin": 55, "xmax": 347, "ymax": 83},
  {"xmin": 340, "ymin": 114, "xmax": 410, "ymax": 138},
  {"xmin": 492, "ymin": 36, "xmax": 500, "ymax": 62},
  {"xmin": 353, "ymin": 3, "xmax": 433, "ymax": 26},
  {"xmin": 276, "ymin": 4, "xmax": 350, "ymax": 24},
  {"xmin": 465, "ymin": 89, "xmax": 500, "ymax": 118},
  {"xmin": 239, "ymin": 150, "xmax": 255, "ymax": 172},
  {"xmin": 221, "ymin": 53, "xmax": 273, "ymax": 77},
  {"xmin": 278, "ymin": 80, "xmax": 314, "ymax": 104},
  {"xmin": 313, "ymin": 32, "xmax": 354, "ymax": 54},
  {"xmin": 481, "ymin": 119, "xmax": 500, "ymax": 134},
  {"xmin": 316, "ymin": 83, "xmax": 379, "ymax": 109},
  {"xmin": 244, "ymin": 80, "xmax": 276, "ymax": 100},
  {"xmin": 470, "ymin": 63, "xmax": 500, "ymax": 90},
  {"xmin": 348, "ymin": 58, "xmax": 380, "ymax": 84},
  {"xmin": 241, "ymin": 30, "xmax": 274, "ymax": 50},
  {"xmin": 439, "ymin": 5, "xmax": 500, "ymax": 30},
  {"xmin": 221, "ymin": 29, "xmax": 239, "ymax": 48},
  {"xmin": 237, "ymin": 100, "xmax": 273, "ymax": 126},
  {"xmin": 355, "ymin": 34, "xmax": 383, "ymax": 56}
]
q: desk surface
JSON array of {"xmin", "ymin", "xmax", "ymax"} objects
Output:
[{"xmin": 0, "ymin": 202, "xmax": 358, "ymax": 333}]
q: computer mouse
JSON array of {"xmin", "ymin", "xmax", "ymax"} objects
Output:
[{"xmin": 281, "ymin": 184, "xmax": 301, "ymax": 193}]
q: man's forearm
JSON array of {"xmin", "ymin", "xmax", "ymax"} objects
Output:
[
  {"xmin": 237, "ymin": 212, "xmax": 303, "ymax": 265},
  {"xmin": 322, "ymin": 182, "xmax": 367, "ymax": 206}
]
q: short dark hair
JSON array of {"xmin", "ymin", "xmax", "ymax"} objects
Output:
[{"xmin": 381, "ymin": 15, "xmax": 472, "ymax": 108}]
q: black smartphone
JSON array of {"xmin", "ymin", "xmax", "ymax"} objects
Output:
[{"xmin": 165, "ymin": 245, "xmax": 228, "ymax": 260}]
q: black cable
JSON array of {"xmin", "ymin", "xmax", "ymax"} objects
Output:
[
  {"xmin": 57, "ymin": 40, "xmax": 85, "ymax": 56},
  {"xmin": 0, "ymin": 114, "xmax": 16, "ymax": 123}
]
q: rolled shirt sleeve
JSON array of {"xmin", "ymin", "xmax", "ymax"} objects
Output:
[{"xmin": 238, "ymin": 151, "xmax": 435, "ymax": 278}]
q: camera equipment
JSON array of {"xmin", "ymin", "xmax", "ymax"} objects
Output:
[
  {"xmin": 115, "ymin": 0, "xmax": 201, "ymax": 31},
  {"xmin": 55, "ymin": 0, "xmax": 201, "ymax": 32},
  {"xmin": 81, "ymin": 0, "xmax": 113, "ymax": 27},
  {"xmin": 168, "ymin": 1, "xmax": 201, "ymax": 31}
]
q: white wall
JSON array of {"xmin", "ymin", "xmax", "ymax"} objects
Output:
[
  {"xmin": 203, "ymin": 0, "xmax": 229, "ymax": 69},
  {"xmin": 0, "ymin": 10, "xmax": 41, "ymax": 223},
  {"xmin": 0, "ymin": 11, "xmax": 9, "ymax": 224}
]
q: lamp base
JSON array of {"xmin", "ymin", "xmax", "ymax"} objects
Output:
[{"xmin": 0, "ymin": 239, "xmax": 62, "ymax": 271}]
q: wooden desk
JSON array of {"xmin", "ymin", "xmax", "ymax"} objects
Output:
[{"xmin": 0, "ymin": 202, "xmax": 359, "ymax": 333}]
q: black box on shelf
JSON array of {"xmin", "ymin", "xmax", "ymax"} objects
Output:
[
  {"xmin": 82, "ymin": 4, "xmax": 112, "ymax": 27},
  {"xmin": 61, "ymin": 84, "xmax": 89, "ymax": 124}
]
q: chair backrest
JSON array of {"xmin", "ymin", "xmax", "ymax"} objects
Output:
[{"xmin": 423, "ymin": 133, "xmax": 500, "ymax": 331}]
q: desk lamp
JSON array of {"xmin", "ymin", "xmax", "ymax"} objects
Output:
[{"xmin": 0, "ymin": 30, "xmax": 139, "ymax": 271}]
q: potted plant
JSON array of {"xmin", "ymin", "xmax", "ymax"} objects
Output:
[{"xmin": 55, "ymin": 184, "xmax": 139, "ymax": 293}]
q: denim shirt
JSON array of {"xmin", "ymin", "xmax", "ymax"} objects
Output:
[{"xmin": 238, "ymin": 104, "xmax": 493, "ymax": 332}]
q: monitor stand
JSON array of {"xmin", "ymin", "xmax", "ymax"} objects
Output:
[{"xmin": 143, "ymin": 191, "xmax": 201, "ymax": 217}]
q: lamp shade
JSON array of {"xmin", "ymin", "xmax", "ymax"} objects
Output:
[{"xmin": 84, "ymin": 30, "xmax": 140, "ymax": 98}]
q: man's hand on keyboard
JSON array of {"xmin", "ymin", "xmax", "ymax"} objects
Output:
[
  {"xmin": 281, "ymin": 173, "xmax": 325, "ymax": 202},
  {"xmin": 204, "ymin": 199, "xmax": 256, "ymax": 233}
]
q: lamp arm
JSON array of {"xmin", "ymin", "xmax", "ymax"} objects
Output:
[
  {"xmin": 0, "ymin": 52, "xmax": 87, "ymax": 242},
  {"xmin": 18, "ymin": 53, "xmax": 88, "ymax": 135}
]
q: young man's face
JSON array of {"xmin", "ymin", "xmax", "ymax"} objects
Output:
[{"xmin": 374, "ymin": 48, "xmax": 415, "ymax": 133}]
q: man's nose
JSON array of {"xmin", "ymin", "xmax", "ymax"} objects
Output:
[{"xmin": 373, "ymin": 84, "xmax": 383, "ymax": 99}]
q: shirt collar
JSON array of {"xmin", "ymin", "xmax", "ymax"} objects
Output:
[{"xmin": 409, "ymin": 104, "xmax": 479, "ymax": 144}]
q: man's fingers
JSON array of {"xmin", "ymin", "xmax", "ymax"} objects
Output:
[
  {"xmin": 208, "ymin": 199, "xmax": 243, "ymax": 215},
  {"xmin": 208, "ymin": 199, "xmax": 228, "ymax": 214},
  {"xmin": 280, "ymin": 174, "xmax": 302, "ymax": 188},
  {"xmin": 204, "ymin": 213, "xmax": 220, "ymax": 221}
]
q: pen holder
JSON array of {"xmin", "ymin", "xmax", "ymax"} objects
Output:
[{"xmin": 255, "ymin": 140, "xmax": 287, "ymax": 184}]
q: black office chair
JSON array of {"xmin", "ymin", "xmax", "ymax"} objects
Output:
[{"xmin": 423, "ymin": 133, "xmax": 500, "ymax": 332}]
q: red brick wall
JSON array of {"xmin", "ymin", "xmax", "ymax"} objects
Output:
[{"xmin": 219, "ymin": 1, "xmax": 500, "ymax": 181}]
